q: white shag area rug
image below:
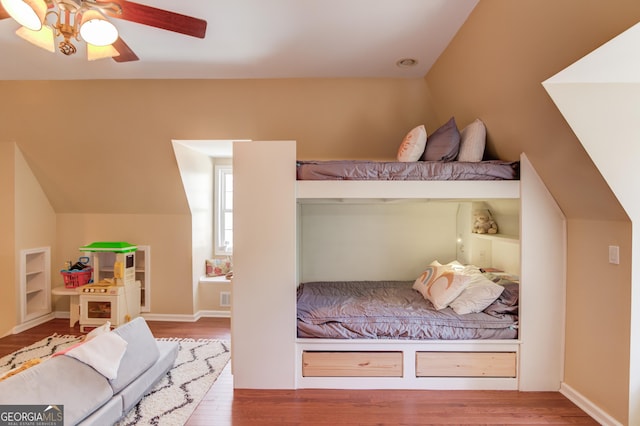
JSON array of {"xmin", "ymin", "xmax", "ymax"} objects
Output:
[{"xmin": 0, "ymin": 334, "xmax": 231, "ymax": 426}]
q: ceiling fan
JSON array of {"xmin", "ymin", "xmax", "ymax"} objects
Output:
[{"xmin": 0, "ymin": 0, "xmax": 207, "ymax": 62}]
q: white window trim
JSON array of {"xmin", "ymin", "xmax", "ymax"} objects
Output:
[{"xmin": 214, "ymin": 164, "xmax": 233, "ymax": 255}]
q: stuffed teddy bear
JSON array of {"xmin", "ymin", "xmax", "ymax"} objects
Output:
[{"xmin": 472, "ymin": 209, "xmax": 498, "ymax": 234}]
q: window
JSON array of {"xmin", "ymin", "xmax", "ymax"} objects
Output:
[{"xmin": 215, "ymin": 165, "xmax": 233, "ymax": 254}]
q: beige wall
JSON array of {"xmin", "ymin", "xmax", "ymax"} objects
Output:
[
  {"xmin": 15, "ymin": 146, "xmax": 56, "ymax": 330},
  {"xmin": 198, "ymin": 281, "xmax": 231, "ymax": 313},
  {"xmin": 426, "ymin": 0, "xmax": 639, "ymax": 221},
  {"xmin": 15, "ymin": 146, "xmax": 56, "ymax": 251},
  {"xmin": 54, "ymin": 214, "xmax": 192, "ymax": 315},
  {"xmin": 0, "ymin": 78, "xmax": 431, "ymax": 215},
  {"xmin": 171, "ymin": 142, "xmax": 214, "ymax": 314},
  {"xmin": 0, "ymin": 143, "xmax": 57, "ymax": 336},
  {"xmin": 0, "ymin": 79, "xmax": 432, "ymax": 328},
  {"xmin": 566, "ymin": 219, "xmax": 631, "ymax": 421},
  {"xmin": 424, "ymin": 0, "xmax": 640, "ymax": 423},
  {"xmin": 0, "ymin": 143, "xmax": 17, "ymax": 336}
]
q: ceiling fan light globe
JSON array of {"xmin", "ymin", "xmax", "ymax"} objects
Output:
[
  {"xmin": 1, "ymin": 0, "xmax": 47, "ymax": 31},
  {"xmin": 87, "ymin": 43, "xmax": 120, "ymax": 61},
  {"xmin": 16, "ymin": 24, "xmax": 55, "ymax": 52},
  {"xmin": 80, "ymin": 10, "xmax": 118, "ymax": 46}
]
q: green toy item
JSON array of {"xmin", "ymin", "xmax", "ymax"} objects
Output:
[{"xmin": 79, "ymin": 241, "xmax": 137, "ymax": 253}]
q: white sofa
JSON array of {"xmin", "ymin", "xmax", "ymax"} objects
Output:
[{"xmin": 0, "ymin": 317, "xmax": 178, "ymax": 425}]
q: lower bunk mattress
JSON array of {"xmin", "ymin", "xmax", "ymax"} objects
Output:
[{"xmin": 297, "ymin": 280, "xmax": 519, "ymax": 340}]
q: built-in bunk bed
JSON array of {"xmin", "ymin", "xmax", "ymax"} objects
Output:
[
  {"xmin": 231, "ymin": 136, "xmax": 566, "ymax": 392},
  {"xmin": 294, "ymin": 155, "xmax": 522, "ymax": 389}
]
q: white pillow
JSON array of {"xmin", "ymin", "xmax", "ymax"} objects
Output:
[
  {"xmin": 430, "ymin": 260, "xmax": 480, "ymax": 275},
  {"xmin": 413, "ymin": 265, "xmax": 469, "ymax": 310},
  {"xmin": 65, "ymin": 331, "xmax": 128, "ymax": 379},
  {"xmin": 457, "ymin": 119, "xmax": 486, "ymax": 162},
  {"xmin": 84, "ymin": 321, "xmax": 111, "ymax": 341},
  {"xmin": 449, "ymin": 273, "xmax": 505, "ymax": 315},
  {"xmin": 397, "ymin": 125, "xmax": 427, "ymax": 162}
]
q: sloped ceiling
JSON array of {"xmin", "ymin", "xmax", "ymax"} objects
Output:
[
  {"xmin": 543, "ymin": 22, "xmax": 640, "ymax": 218},
  {"xmin": 422, "ymin": 0, "xmax": 640, "ymax": 221}
]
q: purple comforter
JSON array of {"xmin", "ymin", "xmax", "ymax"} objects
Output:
[
  {"xmin": 297, "ymin": 281, "xmax": 518, "ymax": 340},
  {"xmin": 296, "ymin": 160, "xmax": 519, "ymax": 181}
]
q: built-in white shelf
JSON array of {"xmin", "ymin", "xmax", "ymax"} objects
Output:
[
  {"xmin": 472, "ymin": 233, "xmax": 519, "ymax": 243},
  {"xmin": 20, "ymin": 247, "xmax": 51, "ymax": 323}
]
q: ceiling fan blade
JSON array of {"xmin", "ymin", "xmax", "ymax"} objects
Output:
[
  {"xmin": 100, "ymin": 0, "xmax": 207, "ymax": 39},
  {"xmin": 0, "ymin": 4, "xmax": 10, "ymax": 19},
  {"xmin": 111, "ymin": 37, "xmax": 139, "ymax": 62}
]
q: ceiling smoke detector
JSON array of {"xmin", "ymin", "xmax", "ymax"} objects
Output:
[{"xmin": 396, "ymin": 58, "xmax": 418, "ymax": 68}]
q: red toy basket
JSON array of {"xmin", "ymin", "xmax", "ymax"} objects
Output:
[{"xmin": 60, "ymin": 268, "xmax": 93, "ymax": 288}]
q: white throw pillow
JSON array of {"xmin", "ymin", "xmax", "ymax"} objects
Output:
[
  {"xmin": 457, "ymin": 118, "xmax": 486, "ymax": 162},
  {"xmin": 84, "ymin": 321, "xmax": 111, "ymax": 341},
  {"xmin": 65, "ymin": 331, "xmax": 128, "ymax": 379},
  {"xmin": 413, "ymin": 265, "xmax": 469, "ymax": 310},
  {"xmin": 449, "ymin": 273, "xmax": 505, "ymax": 315},
  {"xmin": 429, "ymin": 260, "xmax": 480, "ymax": 275},
  {"xmin": 397, "ymin": 125, "xmax": 427, "ymax": 162}
]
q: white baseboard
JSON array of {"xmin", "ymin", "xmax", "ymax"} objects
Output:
[
  {"xmin": 12, "ymin": 313, "xmax": 56, "ymax": 334},
  {"xmin": 141, "ymin": 310, "xmax": 230, "ymax": 322},
  {"xmin": 141, "ymin": 313, "xmax": 198, "ymax": 322},
  {"xmin": 52, "ymin": 310, "xmax": 230, "ymax": 324},
  {"xmin": 195, "ymin": 310, "xmax": 231, "ymax": 319},
  {"xmin": 560, "ymin": 382, "xmax": 622, "ymax": 426}
]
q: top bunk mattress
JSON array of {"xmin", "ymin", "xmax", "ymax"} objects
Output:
[{"xmin": 296, "ymin": 160, "xmax": 520, "ymax": 181}]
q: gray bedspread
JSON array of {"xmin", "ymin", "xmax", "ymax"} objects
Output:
[
  {"xmin": 296, "ymin": 160, "xmax": 519, "ymax": 181},
  {"xmin": 297, "ymin": 281, "xmax": 518, "ymax": 340}
]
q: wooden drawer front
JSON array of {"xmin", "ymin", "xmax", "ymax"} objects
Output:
[
  {"xmin": 416, "ymin": 352, "xmax": 516, "ymax": 377},
  {"xmin": 303, "ymin": 351, "xmax": 403, "ymax": 377}
]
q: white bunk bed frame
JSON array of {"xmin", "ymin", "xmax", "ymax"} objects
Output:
[{"xmin": 232, "ymin": 141, "xmax": 566, "ymax": 392}]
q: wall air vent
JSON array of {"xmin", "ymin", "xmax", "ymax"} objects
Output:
[{"xmin": 220, "ymin": 291, "xmax": 231, "ymax": 307}]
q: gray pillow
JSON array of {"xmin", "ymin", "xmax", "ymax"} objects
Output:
[
  {"xmin": 421, "ymin": 117, "xmax": 460, "ymax": 162},
  {"xmin": 483, "ymin": 282, "xmax": 519, "ymax": 316}
]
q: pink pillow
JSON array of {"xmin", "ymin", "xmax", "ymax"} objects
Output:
[
  {"xmin": 413, "ymin": 265, "xmax": 469, "ymax": 310},
  {"xmin": 206, "ymin": 258, "xmax": 232, "ymax": 277},
  {"xmin": 396, "ymin": 125, "xmax": 427, "ymax": 162}
]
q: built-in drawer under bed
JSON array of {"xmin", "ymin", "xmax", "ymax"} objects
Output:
[{"xmin": 302, "ymin": 351, "xmax": 517, "ymax": 378}]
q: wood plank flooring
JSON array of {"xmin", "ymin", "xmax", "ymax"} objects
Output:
[{"xmin": 0, "ymin": 318, "xmax": 599, "ymax": 425}]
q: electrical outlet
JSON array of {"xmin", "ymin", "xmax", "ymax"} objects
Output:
[{"xmin": 609, "ymin": 245, "xmax": 620, "ymax": 265}]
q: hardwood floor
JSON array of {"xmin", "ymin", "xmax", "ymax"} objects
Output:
[{"xmin": 0, "ymin": 318, "xmax": 598, "ymax": 425}]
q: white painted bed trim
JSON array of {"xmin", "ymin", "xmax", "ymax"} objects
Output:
[
  {"xmin": 232, "ymin": 143, "xmax": 566, "ymax": 392},
  {"xmin": 295, "ymin": 338, "xmax": 520, "ymax": 390},
  {"xmin": 297, "ymin": 179, "xmax": 520, "ymax": 200}
]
